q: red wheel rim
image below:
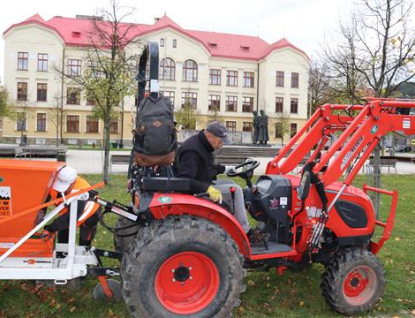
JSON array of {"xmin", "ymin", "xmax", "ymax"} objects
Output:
[
  {"xmin": 343, "ymin": 265, "xmax": 377, "ymax": 305},
  {"xmin": 155, "ymin": 251, "xmax": 220, "ymax": 314}
]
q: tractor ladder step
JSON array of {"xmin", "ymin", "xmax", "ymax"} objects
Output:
[{"xmin": 251, "ymin": 242, "xmax": 292, "ymax": 256}]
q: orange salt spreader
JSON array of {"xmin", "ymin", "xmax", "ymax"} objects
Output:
[{"xmin": 0, "ymin": 159, "xmax": 123, "ymax": 300}]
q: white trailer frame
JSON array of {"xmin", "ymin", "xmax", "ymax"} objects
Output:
[{"xmin": 0, "ymin": 194, "xmax": 99, "ymax": 283}]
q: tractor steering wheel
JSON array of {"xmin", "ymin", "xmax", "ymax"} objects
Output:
[{"xmin": 226, "ymin": 159, "xmax": 260, "ymax": 178}]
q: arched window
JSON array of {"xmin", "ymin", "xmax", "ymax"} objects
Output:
[
  {"xmin": 160, "ymin": 58, "xmax": 176, "ymax": 81},
  {"xmin": 183, "ymin": 59, "xmax": 198, "ymax": 82}
]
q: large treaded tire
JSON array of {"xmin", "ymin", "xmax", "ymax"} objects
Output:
[
  {"xmin": 113, "ymin": 216, "xmax": 141, "ymax": 253},
  {"xmin": 121, "ymin": 215, "xmax": 244, "ymax": 318},
  {"xmin": 321, "ymin": 248, "xmax": 385, "ymax": 315}
]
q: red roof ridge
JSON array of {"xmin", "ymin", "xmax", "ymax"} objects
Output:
[
  {"xmin": 153, "ymin": 15, "xmax": 182, "ymax": 30},
  {"xmin": 26, "ymin": 14, "xmax": 45, "ymax": 23},
  {"xmin": 3, "ymin": 14, "xmax": 65, "ymax": 42},
  {"xmin": 4, "ymin": 14, "xmax": 309, "ymax": 61},
  {"xmin": 261, "ymin": 37, "xmax": 309, "ymax": 60}
]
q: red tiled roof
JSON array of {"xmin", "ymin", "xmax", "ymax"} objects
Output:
[{"xmin": 4, "ymin": 14, "xmax": 309, "ymax": 61}]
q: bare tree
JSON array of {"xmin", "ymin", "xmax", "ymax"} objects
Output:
[
  {"xmin": 354, "ymin": 0, "xmax": 415, "ymax": 96},
  {"xmin": 321, "ymin": 20, "xmax": 368, "ymax": 103},
  {"xmin": 321, "ymin": 0, "xmax": 415, "ymax": 215},
  {"xmin": 274, "ymin": 111, "xmax": 291, "ymax": 145},
  {"xmin": 11, "ymin": 102, "xmax": 32, "ymax": 145},
  {"xmin": 175, "ymin": 91, "xmax": 199, "ymax": 130},
  {"xmin": 49, "ymin": 94, "xmax": 66, "ymax": 147},
  {"xmin": 0, "ymin": 86, "xmax": 11, "ymax": 135},
  {"xmin": 308, "ymin": 59, "xmax": 332, "ymax": 116},
  {"xmin": 322, "ymin": 0, "xmax": 415, "ymax": 100},
  {"xmin": 55, "ymin": 0, "xmax": 140, "ymax": 182}
]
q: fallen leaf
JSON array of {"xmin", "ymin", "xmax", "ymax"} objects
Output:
[
  {"xmin": 247, "ymin": 280, "xmax": 255, "ymax": 287},
  {"xmin": 299, "ymin": 301, "xmax": 305, "ymax": 306},
  {"xmin": 69, "ymin": 307, "xmax": 76, "ymax": 312}
]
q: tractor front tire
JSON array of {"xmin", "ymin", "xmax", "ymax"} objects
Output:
[
  {"xmin": 113, "ymin": 216, "xmax": 141, "ymax": 253},
  {"xmin": 122, "ymin": 215, "xmax": 244, "ymax": 318},
  {"xmin": 321, "ymin": 248, "xmax": 385, "ymax": 315}
]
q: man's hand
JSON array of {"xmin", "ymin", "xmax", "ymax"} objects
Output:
[
  {"xmin": 40, "ymin": 228, "xmax": 54, "ymax": 241},
  {"xmin": 207, "ymin": 186, "xmax": 223, "ymax": 204}
]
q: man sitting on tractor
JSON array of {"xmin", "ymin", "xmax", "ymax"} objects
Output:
[
  {"xmin": 177, "ymin": 121, "xmax": 261, "ymax": 241},
  {"xmin": 41, "ymin": 167, "xmax": 101, "ymax": 247}
]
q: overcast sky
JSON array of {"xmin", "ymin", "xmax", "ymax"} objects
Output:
[{"xmin": 0, "ymin": 0, "xmax": 354, "ymax": 81}]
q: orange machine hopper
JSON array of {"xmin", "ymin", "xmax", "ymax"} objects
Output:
[{"xmin": 0, "ymin": 159, "xmax": 65, "ymax": 257}]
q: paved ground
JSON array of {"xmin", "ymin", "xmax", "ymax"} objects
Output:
[{"xmin": 64, "ymin": 149, "xmax": 415, "ymax": 175}]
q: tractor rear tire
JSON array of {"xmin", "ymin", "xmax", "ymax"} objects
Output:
[
  {"xmin": 122, "ymin": 215, "xmax": 244, "ymax": 318},
  {"xmin": 113, "ymin": 216, "xmax": 141, "ymax": 253},
  {"xmin": 321, "ymin": 247, "xmax": 385, "ymax": 315}
]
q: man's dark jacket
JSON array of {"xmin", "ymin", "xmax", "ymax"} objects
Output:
[{"xmin": 177, "ymin": 130, "xmax": 225, "ymax": 193}]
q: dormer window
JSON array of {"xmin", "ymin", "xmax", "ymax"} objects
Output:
[
  {"xmin": 72, "ymin": 32, "xmax": 81, "ymax": 38},
  {"xmin": 240, "ymin": 45, "xmax": 250, "ymax": 50},
  {"xmin": 209, "ymin": 42, "xmax": 218, "ymax": 47}
]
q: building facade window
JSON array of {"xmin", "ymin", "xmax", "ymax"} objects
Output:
[
  {"xmin": 37, "ymin": 53, "xmax": 48, "ymax": 72},
  {"xmin": 86, "ymin": 115, "xmax": 99, "ymax": 133},
  {"xmin": 209, "ymin": 69, "xmax": 221, "ymax": 85},
  {"xmin": 290, "ymin": 98, "xmax": 299, "ymax": 114},
  {"xmin": 226, "ymin": 70, "xmax": 238, "ymax": 86},
  {"xmin": 226, "ymin": 96, "xmax": 237, "ymax": 112},
  {"xmin": 67, "ymin": 115, "xmax": 80, "ymax": 133},
  {"xmin": 226, "ymin": 121, "xmax": 237, "ymax": 132},
  {"xmin": 243, "ymin": 122, "xmax": 253, "ymax": 132},
  {"xmin": 290, "ymin": 123, "xmax": 298, "ymax": 138},
  {"xmin": 36, "ymin": 113, "xmax": 47, "ymax": 132},
  {"xmin": 110, "ymin": 118, "xmax": 119, "ymax": 134},
  {"xmin": 275, "ymin": 122, "xmax": 282, "ymax": 138},
  {"xmin": 17, "ymin": 82, "xmax": 28, "ymax": 101},
  {"xmin": 160, "ymin": 91, "xmax": 175, "ymax": 106},
  {"xmin": 68, "ymin": 59, "xmax": 82, "ymax": 76},
  {"xmin": 160, "ymin": 58, "xmax": 175, "ymax": 81},
  {"xmin": 16, "ymin": 115, "xmax": 26, "ymax": 131},
  {"xmin": 243, "ymin": 72, "xmax": 254, "ymax": 88},
  {"xmin": 275, "ymin": 97, "xmax": 284, "ymax": 113},
  {"xmin": 208, "ymin": 95, "xmax": 221, "ymax": 111},
  {"xmin": 160, "ymin": 38, "xmax": 165, "ymax": 47},
  {"xmin": 276, "ymin": 71, "xmax": 284, "ymax": 87},
  {"xmin": 37, "ymin": 83, "xmax": 47, "ymax": 102},
  {"xmin": 242, "ymin": 97, "xmax": 253, "ymax": 112},
  {"xmin": 183, "ymin": 60, "xmax": 198, "ymax": 82},
  {"xmin": 291, "ymin": 72, "xmax": 299, "ymax": 88},
  {"xmin": 17, "ymin": 52, "xmax": 28, "ymax": 70},
  {"xmin": 172, "ymin": 39, "xmax": 177, "ymax": 48},
  {"xmin": 67, "ymin": 87, "xmax": 81, "ymax": 105},
  {"xmin": 181, "ymin": 92, "xmax": 197, "ymax": 109}
]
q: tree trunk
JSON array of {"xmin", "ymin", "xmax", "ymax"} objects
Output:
[{"xmin": 102, "ymin": 121, "xmax": 111, "ymax": 183}]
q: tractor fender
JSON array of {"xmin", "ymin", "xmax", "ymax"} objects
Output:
[{"xmin": 148, "ymin": 193, "xmax": 251, "ymax": 258}]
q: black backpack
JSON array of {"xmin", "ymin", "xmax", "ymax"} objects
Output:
[{"xmin": 132, "ymin": 95, "xmax": 177, "ymax": 166}]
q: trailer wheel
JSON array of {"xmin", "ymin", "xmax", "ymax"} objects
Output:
[
  {"xmin": 122, "ymin": 215, "xmax": 244, "ymax": 318},
  {"xmin": 321, "ymin": 248, "xmax": 385, "ymax": 315},
  {"xmin": 113, "ymin": 216, "xmax": 141, "ymax": 253}
]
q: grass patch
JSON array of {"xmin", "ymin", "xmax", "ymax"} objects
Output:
[{"xmin": 0, "ymin": 174, "xmax": 414, "ymax": 317}]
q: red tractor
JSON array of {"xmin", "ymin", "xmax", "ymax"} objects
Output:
[{"xmin": 107, "ymin": 97, "xmax": 415, "ymax": 317}]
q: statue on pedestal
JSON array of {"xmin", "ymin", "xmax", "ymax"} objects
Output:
[
  {"xmin": 258, "ymin": 110, "xmax": 269, "ymax": 145},
  {"xmin": 252, "ymin": 110, "xmax": 259, "ymax": 144}
]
